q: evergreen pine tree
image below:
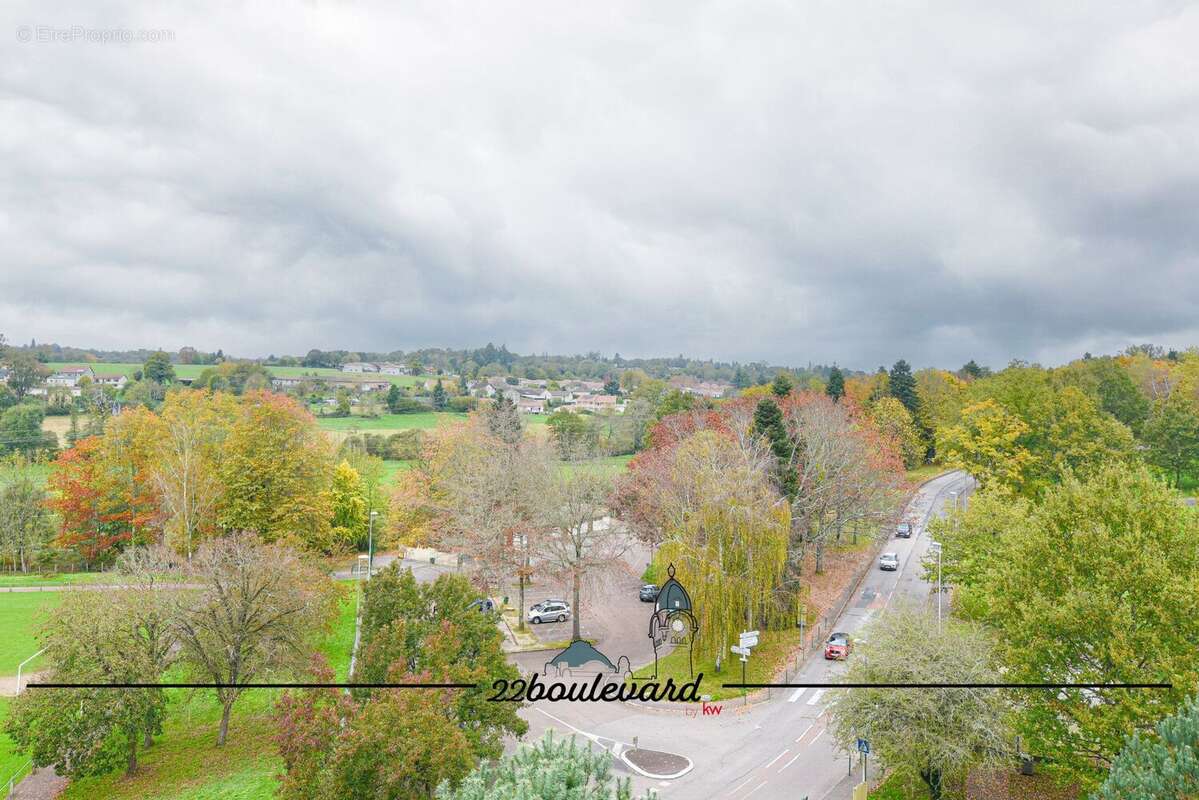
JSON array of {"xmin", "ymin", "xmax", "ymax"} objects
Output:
[
  {"xmin": 825, "ymin": 367, "xmax": 845, "ymax": 401},
  {"xmin": 432, "ymin": 379, "xmax": 448, "ymax": 411},
  {"xmin": 753, "ymin": 398, "xmax": 797, "ymax": 499},
  {"xmin": 1095, "ymin": 693, "xmax": 1199, "ymax": 799},
  {"xmin": 888, "ymin": 359, "xmax": 919, "ymax": 416},
  {"xmin": 770, "ymin": 372, "xmax": 793, "ymax": 398},
  {"xmin": 733, "ymin": 366, "xmax": 750, "ymax": 389}
]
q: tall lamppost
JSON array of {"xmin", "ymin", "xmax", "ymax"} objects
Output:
[
  {"xmin": 930, "ymin": 541, "xmax": 943, "ymax": 632},
  {"xmin": 368, "ymin": 510, "xmax": 379, "ymax": 579}
]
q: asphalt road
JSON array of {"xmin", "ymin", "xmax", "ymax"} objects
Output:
[{"xmin": 515, "ymin": 470, "xmax": 975, "ymax": 800}]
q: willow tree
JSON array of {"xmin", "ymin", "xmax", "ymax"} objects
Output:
[{"xmin": 654, "ymin": 429, "xmax": 788, "ymax": 670}]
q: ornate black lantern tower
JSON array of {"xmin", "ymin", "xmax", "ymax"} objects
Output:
[{"xmin": 648, "ymin": 564, "xmax": 699, "ymax": 679}]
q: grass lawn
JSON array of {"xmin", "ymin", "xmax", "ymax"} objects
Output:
[
  {"xmin": 58, "ymin": 584, "xmax": 361, "ymax": 800},
  {"xmin": 871, "ymin": 772, "xmax": 924, "ymax": 799},
  {"xmin": 45, "ymin": 362, "xmax": 439, "ymax": 389},
  {"xmin": 0, "ymin": 461, "xmax": 53, "ymax": 489},
  {"xmin": 316, "ymin": 411, "xmax": 467, "ymax": 432},
  {"xmin": 380, "ymin": 459, "xmax": 414, "ymax": 482},
  {"xmin": 0, "ymin": 697, "xmax": 30, "ymax": 789},
  {"xmin": 0, "ymin": 592, "xmax": 62, "ymax": 675},
  {"xmin": 632, "ymin": 627, "xmax": 803, "ymax": 702},
  {"xmin": 905, "ymin": 464, "xmax": 949, "ymax": 485},
  {"xmin": 0, "ymin": 572, "xmax": 110, "ymax": 588}
]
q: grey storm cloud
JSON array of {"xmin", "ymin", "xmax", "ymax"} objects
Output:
[{"xmin": 1, "ymin": 1, "xmax": 1197, "ymax": 370}]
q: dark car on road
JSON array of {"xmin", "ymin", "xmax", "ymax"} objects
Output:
[
  {"xmin": 824, "ymin": 631, "xmax": 852, "ymax": 660},
  {"xmin": 896, "ymin": 522, "xmax": 912, "ymax": 538},
  {"xmin": 639, "ymin": 584, "xmax": 660, "ymax": 602}
]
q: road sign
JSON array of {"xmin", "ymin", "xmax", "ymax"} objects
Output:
[
  {"xmin": 739, "ymin": 630, "xmax": 760, "ymax": 648},
  {"xmin": 730, "ymin": 645, "xmax": 750, "ymax": 656},
  {"xmin": 856, "ymin": 738, "xmax": 870, "ymax": 754}
]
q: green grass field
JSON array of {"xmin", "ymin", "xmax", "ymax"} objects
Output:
[
  {"xmin": 45, "ymin": 362, "xmax": 438, "ymax": 389},
  {"xmin": 0, "ymin": 592, "xmax": 62, "ymax": 675},
  {"xmin": 0, "ymin": 572, "xmax": 111, "ymax": 589},
  {"xmin": 56, "ymin": 586, "xmax": 361, "ymax": 800},
  {"xmin": 315, "ymin": 411, "xmax": 467, "ymax": 431},
  {"xmin": 905, "ymin": 464, "xmax": 949, "ymax": 485},
  {"xmin": 0, "ymin": 697, "xmax": 30, "ymax": 790}
]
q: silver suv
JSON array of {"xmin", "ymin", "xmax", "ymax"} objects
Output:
[
  {"xmin": 879, "ymin": 552, "xmax": 899, "ymax": 571},
  {"xmin": 528, "ymin": 601, "xmax": 571, "ymax": 624}
]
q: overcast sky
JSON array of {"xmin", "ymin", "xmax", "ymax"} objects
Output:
[{"xmin": 1, "ymin": 2, "xmax": 1196, "ymax": 371}]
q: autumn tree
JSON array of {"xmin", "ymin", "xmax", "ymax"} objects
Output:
[
  {"xmin": 652, "ymin": 429, "xmax": 788, "ymax": 668},
  {"xmin": 217, "ymin": 391, "xmax": 334, "ymax": 549},
  {"xmin": 3, "ymin": 353, "xmax": 47, "ymax": 399},
  {"xmin": 936, "ymin": 399, "xmax": 1037, "ymax": 493},
  {"xmin": 275, "ymin": 658, "xmax": 476, "ymax": 800},
  {"xmin": 826, "ymin": 605, "xmax": 1011, "ymax": 800},
  {"xmin": 173, "ymin": 534, "xmax": 337, "ymax": 745},
  {"xmin": 982, "ymin": 464, "xmax": 1199, "ymax": 786},
  {"xmin": 1141, "ymin": 393, "xmax": 1199, "ymax": 487},
  {"xmin": 538, "ymin": 464, "xmax": 627, "ymax": 641},
  {"xmin": 0, "ymin": 474, "xmax": 55, "ymax": 572},
  {"xmin": 354, "ymin": 567, "xmax": 526, "ymax": 760},
  {"xmin": 870, "ymin": 396, "xmax": 923, "ymax": 469},
  {"xmin": 4, "ymin": 589, "xmax": 170, "ymax": 777},
  {"xmin": 151, "ymin": 390, "xmax": 236, "ymax": 558},
  {"xmin": 329, "ymin": 459, "xmax": 368, "ymax": 553}
]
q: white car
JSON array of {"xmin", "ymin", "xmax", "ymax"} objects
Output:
[
  {"xmin": 879, "ymin": 552, "xmax": 899, "ymax": 571},
  {"xmin": 527, "ymin": 601, "xmax": 571, "ymax": 624}
]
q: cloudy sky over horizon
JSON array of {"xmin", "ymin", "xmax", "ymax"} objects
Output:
[{"xmin": 2, "ymin": 2, "xmax": 1197, "ymax": 371}]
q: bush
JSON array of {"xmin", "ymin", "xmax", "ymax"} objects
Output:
[
  {"xmin": 447, "ymin": 396, "xmax": 477, "ymax": 413},
  {"xmin": 389, "ymin": 398, "xmax": 428, "ymax": 414}
]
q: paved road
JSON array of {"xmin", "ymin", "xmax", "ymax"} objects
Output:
[{"xmin": 515, "ymin": 470, "xmax": 974, "ymax": 800}]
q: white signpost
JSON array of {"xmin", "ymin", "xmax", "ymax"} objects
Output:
[{"xmin": 734, "ymin": 630, "xmax": 760, "ymax": 704}]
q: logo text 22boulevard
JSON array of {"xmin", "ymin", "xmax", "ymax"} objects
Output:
[{"xmin": 488, "ymin": 673, "xmax": 703, "ymax": 703}]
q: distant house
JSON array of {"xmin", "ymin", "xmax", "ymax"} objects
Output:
[
  {"xmin": 574, "ymin": 393, "xmax": 619, "ymax": 413},
  {"xmin": 46, "ymin": 366, "xmax": 94, "ymax": 387},
  {"xmin": 520, "ymin": 388, "xmax": 552, "ymax": 402},
  {"xmin": 341, "ymin": 362, "xmax": 379, "ymax": 373},
  {"xmin": 669, "ymin": 377, "xmax": 732, "ymax": 398},
  {"xmin": 377, "ymin": 362, "xmax": 408, "ymax": 375},
  {"xmin": 331, "ymin": 377, "xmax": 390, "ymax": 392},
  {"xmin": 516, "ymin": 398, "xmax": 545, "ymax": 414},
  {"xmin": 548, "ymin": 390, "xmax": 574, "ymax": 404},
  {"xmin": 92, "ymin": 373, "xmax": 128, "ymax": 390},
  {"xmin": 270, "ymin": 376, "xmax": 307, "ymax": 390}
]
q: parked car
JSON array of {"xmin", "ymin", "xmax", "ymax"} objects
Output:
[
  {"xmin": 896, "ymin": 522, "xmax": 912, "ymax": 538},
  {"xmin": 824, "ymin": 632, "xmax": 852, "ymax": 660},
  {"xmin": 528, "ymin": 601, "xmax": 571, "ymax": 624},
  {"xmin": 879, "ymin": 552, "xmax": 899, "ymax": 571},
  {"xmin": 639, "ymin": 584, "xmax": 660, "ymax": 602},
  {"xmin": 530, "ymin": 598, "xmax": 568, "ymax": 612}
]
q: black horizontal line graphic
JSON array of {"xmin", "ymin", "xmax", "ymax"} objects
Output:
[
  {"xmin": 28, "ymin": 682, "xmax": 478, "ymax": 690},
  {"xmin": 724, "ymin": 682, "xmax": 1173, "ymax": 689}
]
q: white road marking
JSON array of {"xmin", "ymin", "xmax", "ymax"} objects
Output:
[
  {"xmin": 728, "ymin": 777, "xmax": 755, "ymax": 796},
  {"xmin": 788, "ymin": 687, "xmax": 806, "ymax": 703},
  {"xmin": 793, "ymin": 722, "xmax": 814, "ymax": 742},
  {"xmin": 745, "ymin": 781, "xmax": 768, "ymax": 797},
  {"xmin": 808, "ymin": 729, "xmax": 826, "ymax": 745},
  {"xmin": 806, "ymin": 688, "xmax": 825, "ymax": 705},
  {"xmin": 778, "ymin": 750, "xmax": 803, "ymax": 772},
  {"xmin": 763, "ymin": 749, "xmax": 789, "ymax": 769}
]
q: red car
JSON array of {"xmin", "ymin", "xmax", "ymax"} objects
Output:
[{"xmin": 824, "ymin": 632, "xmax": 852, "ymax": 660}]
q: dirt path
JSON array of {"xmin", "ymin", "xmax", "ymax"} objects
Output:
[{"xmin": 9, "ymin": 767, "xmax": 67, "ymax": 800}]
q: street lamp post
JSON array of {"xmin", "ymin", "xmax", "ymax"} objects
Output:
[
  {"xmin": 368, "ymin": 510, "xmax": 379, "ymax": 579},
  {"xmin": 929, "ymin": 541, "xmax": 943, "ymax": 632}
]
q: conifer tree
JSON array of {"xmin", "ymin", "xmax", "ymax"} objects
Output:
[{"xmin": 825, "ymin": 366, "xmax": 845, "ymax": 401}]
